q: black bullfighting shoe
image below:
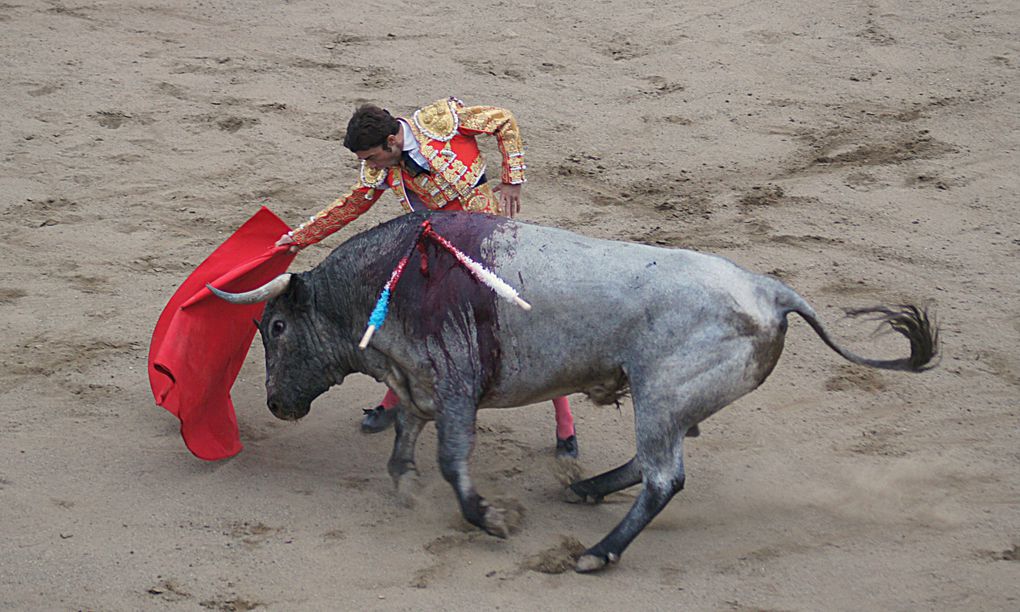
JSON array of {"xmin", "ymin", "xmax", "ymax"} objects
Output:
[
  {"xmin": 556, "ymin": 434, "xmax": 579, "ymax": 459},
  {"xmin": 360, "ymin": 405, "xmax": 397, "ymax": 434}
]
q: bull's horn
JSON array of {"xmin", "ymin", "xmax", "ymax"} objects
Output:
[{"xmin": 207, "ymin": 273, "xmax": 292, "ymax": 304}]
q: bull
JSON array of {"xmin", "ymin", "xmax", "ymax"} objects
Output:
[{"xmin": 210, "ymin": 211, "xmax": 937, "ymax": 573}]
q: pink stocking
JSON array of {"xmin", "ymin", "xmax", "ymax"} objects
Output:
[
  {"xmin": 553, "ymin": 396, "xmax": 575, "ymax": 440},
  {"xmin": 381, "ymin": 388, "xmax": 400, "ymax": 410}
]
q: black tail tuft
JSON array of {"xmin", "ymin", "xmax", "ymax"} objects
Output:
[{"xmin": 844, "ymin": 304, "xmax": 939, "ymax": 371}]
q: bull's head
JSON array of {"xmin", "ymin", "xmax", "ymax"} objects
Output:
[{"xmin": 209, "ymin": 273, "xmax": 344, "ymax": 421}]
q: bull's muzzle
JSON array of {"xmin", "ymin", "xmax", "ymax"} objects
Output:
[{"xmin": 267, "ymin": 396, "xmax": 311, "ymax": 421}]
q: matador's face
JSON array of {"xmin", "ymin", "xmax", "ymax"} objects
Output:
[{"xmin": 355, "ymin": 134, "xmax": 402, "ymax": 170}]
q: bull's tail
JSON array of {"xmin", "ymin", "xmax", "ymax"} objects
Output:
[{"xmin": 780, "ymin": 292, "xmax": 939, "ymax": 372}]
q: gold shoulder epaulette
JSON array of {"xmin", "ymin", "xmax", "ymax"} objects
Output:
[
  {"xmin": 359, "ymin": 161, "xmax": 387, "ymax": 188},
  {"xmin": 412, "ymin": 98, "xmax": 461, "ymax": 142}
]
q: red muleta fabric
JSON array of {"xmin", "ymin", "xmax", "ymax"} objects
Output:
[{"xmin": 148, "ymin": 207, "xmax": 296, "ymax": 460}]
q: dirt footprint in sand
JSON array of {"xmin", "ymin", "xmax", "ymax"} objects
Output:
[
  {"xmin": 825, "ymin": 364, "xmax": 887, "ymax": 393},
  {"xmin": 411, "ymin": 532, "xmax": 484, "ymax": 588},
  {"xmin": 521, "ymin": 535, "xmax": 587, "ymax": 574},
  {"xmin": 199, "ymin": 595, "xmax": 266, "ymax": 610},
  {"xmin": 0, "ymin": 288, "xmax": 28, "ymax": 304},
  {"xmin": 146, "ymin": 579, "xmax": 192, "ymax": 603}
]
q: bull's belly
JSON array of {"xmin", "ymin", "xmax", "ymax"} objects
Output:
[{"xmin": 479, "ymin": 365, "xmax": 628, "ymax": 410}]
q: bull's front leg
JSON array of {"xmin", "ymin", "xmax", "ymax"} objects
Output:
[
  {"xmin": 435, "ymin": 400, "xmax": 510, "ymax": 538},
  {"xmin": 387, "ymin": 407, "xmax": 426, "ymax": 507}
]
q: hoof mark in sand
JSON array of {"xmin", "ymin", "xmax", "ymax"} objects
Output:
[
  {"xmin": 424, "ymin": 532, "xmax": 483, "ymax": 555},
  {"xmin": 46, "ymin": 5, "xmax": 93, "ymax": 21},
  {"xmin": 358, "ymin": 65, "xmax": 396, "ymax": 89},
  {"xmin": 0, "ymin": 288, "xmax": 27, "ymax": 304},
  {"xmin": 826, "ymin": 365, "xmax": 888, "ymax": 394},
  {"xmin": 813, "ymin": 133, "xmax": 955, "ymax": 167},
  {"xmin": 906, "ymin": 172, "xmax": 960, "ymax": 191},
  {"xmin": 11, "ymin": 336, "xmax": 139, "ymax": 377},
  {"xmin": 976, "ymin": 544, "xmax": 1020, "ymax": 562},
  {"xmin": 147, "ymin": 579, "xmax": 191, "ymax": 602},
  {"xmin": 93, "ymin": 111, "xmax": 133, "ymax": 129},
  {"xmin": 64, "ymin": 274, "xmax": 111, "ymax": 295},
  {"xmin": 601, "ymin": 36, "xmax": 646, "ymax": 61},
  {"xmin": 456, "ymin": 59, "xmax": 527, "ymax": 82},
  {"xmin": 844, "ymin": 171, "xmax": 883, "ymax": 191},
  {"xmin": 321, "ymin": 528, "xmax": 345, "ymax": 542},
  {"xmin": 537, "ymin": 61, "xmax": 564, "ymax": 73},
  {"xmin": 738, "ymin": 184, "xmax": 785, "ymax": 208},
  {"xmin": 199, "ymin": 596, "xmax": 265, "ymax": 611},
  {"xmin": 292, "ymin": 58, "xmax": 346, "ymax": 71},
  {"xmin": 125, "ymin": 254, "xmax": 192, "ymax": 275},
  {"xmin": 227, "ymin": 521, "xmax": 279, "ymax": 548},
  {"xmin": 185, "ymin": 114, "xmax": 259, "ymax": 133},
  {"xmin": 67, "ymin": 382, "xmax": 123, "ymax": 402},
  {"xmin": 646, "ymin": 114, "xmax": 692, "ymax": 125},
  {"xmin": 522, "ymin": 536, "xmax": 587, "ymax": 574},
  {"xmin": 155, "ymin": 81, "xmax": 191, "ymax": 101},
  {"xmin": 849, "ymin": 427, "xmax": 907, "ymax": 457},
  {"xmin": 639, "ymin": 76, "xmax": 685, "ymax": 96},
  {"xmin": 973, "ymin": 349, "xmax": 1020, "ymax": 388},
  {"xmin": 817, "ymin": 278, "xmax": 877, "ymax": 297},
  {"xmin": 216, "ymin": 116, "xmax": 258, "ymax": 133},
  {"xmin": 28, "ymin": 84, "xmax": 60, "ymax": 97},
  {"xmin": 771, "ymin": 234, "xmax": 844, "ymax": 248},
  {"xmin": 857, "ymin": 19, "xmax": 896, "ymax": 46},
  {"xmin": 413, "ymin": 532, "xmax": 483, "ymax": 588}
]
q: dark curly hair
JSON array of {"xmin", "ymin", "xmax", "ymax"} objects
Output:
[{"xmin": 342, "ymin": 104, "xmax": 400, "ymax": 153}]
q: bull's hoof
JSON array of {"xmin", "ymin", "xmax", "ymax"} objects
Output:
[
  {"xmin": 563, "ymin": 484, "xmax": 602, "ymax": 505},
  {"xmin": 563, "ymin": 487, "xmax": 585, "ymax": 504},
  {"xmin": 574, "ymin": 551, "xmax": 619, "ymax": 573},
  {"xmin": 395, "ymin": 472, "xmax": 421, "ymax": 508},
  {"xmin": 482, "ymin": 503, "xmax": 510, "ymax": 539}
]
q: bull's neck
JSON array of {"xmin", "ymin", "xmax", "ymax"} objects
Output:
[{"xmin": 310, "ymin": 254, "xmax": 398, "ymax": 383}]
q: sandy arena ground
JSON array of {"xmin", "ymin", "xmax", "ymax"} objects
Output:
[{"xmin": 2, "ymin": 0, "xmax": 1019, "ymax": 609}]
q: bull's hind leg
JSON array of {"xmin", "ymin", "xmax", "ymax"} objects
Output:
[
  {"xmin": 575, "ymin": 419, "xmax": 688, "ymax": 573},
  {"xmin": 434, "ymin": 397, "xmax": 511, "ymax": 538},
  {"xmin": 566, "ymin": 457, "xmax": 642, "ymax": 504},
  {"xmin": 566, "ymin": 425, "xmax": 701, "ymax": 504},
  {"xmin": 575, "ymin": 344, "xmax": 764, "ymax": 572}
]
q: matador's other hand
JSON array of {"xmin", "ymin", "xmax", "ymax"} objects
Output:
[
  {"xmin": 275, "ymin": 233, "xmax": 301, "ymax": 253},
  {"xmin": 493, "ymin": 183, "xmax": 521, "ymax": 218}
]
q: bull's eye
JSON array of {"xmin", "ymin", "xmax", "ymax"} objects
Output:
[{"xmin": 270, "ymin": 320, "xmax": 286, "ymax": 338}]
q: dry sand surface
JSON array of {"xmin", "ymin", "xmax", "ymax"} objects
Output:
[{"xmin": 3, "ymin": 0, "xmax": 1019, "ymax": 609}]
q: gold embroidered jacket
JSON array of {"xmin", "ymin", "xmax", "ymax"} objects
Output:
[{"xmin": 289, "ymin": 97, "xmax": 526, "ymax": 247}]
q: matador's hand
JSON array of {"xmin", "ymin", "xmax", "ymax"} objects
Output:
[
  {"xmin": 493, "ymin": 183, "xmax": 521, "ymax": 218},
  {"xmin": 275, "ymin": 233, "xmax": 301, "ymax": 253}
]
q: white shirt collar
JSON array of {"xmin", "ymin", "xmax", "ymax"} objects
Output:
[
  {"xmin": 398, "ymin": 118, "xmax": 430, "ymax": 170},
  {"xmin": 399, "ymin": 119, "xmax": 418, "ymax": 152}
]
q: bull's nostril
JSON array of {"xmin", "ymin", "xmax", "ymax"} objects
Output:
[{"xmin": 268, "ymin": 399, "xmax": 281, "ymax": 413}]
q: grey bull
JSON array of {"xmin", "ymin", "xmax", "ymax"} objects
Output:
[{"xmin": 210, "ymin": 211, "xmax": 938, "ymax": 573}]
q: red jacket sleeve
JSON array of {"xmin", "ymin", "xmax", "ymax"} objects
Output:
[
  {"xmin": 456, "ymin": 105, "xmax": 527, "ymax": 185},
  {"xmin": 288, "ymin": 182, "xmax": 385, "ymax": 247}
]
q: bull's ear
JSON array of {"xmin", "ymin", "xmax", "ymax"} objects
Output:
[{"xmin": 285, "ymin": 273, "xmax": 313, "ymax": 309}]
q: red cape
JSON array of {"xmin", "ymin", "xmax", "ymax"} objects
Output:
[{"xmin": 148, "ymin": 207, "xmax": 296, "ymax": 460}]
